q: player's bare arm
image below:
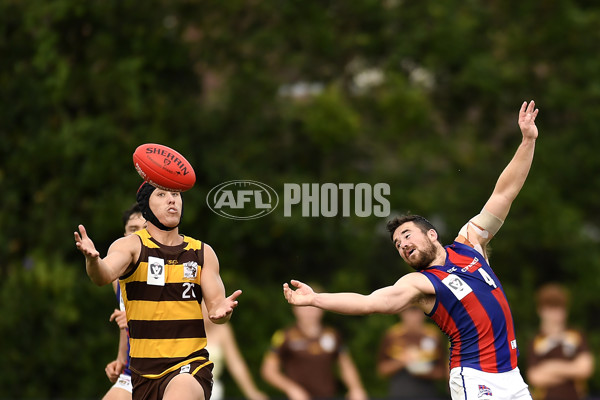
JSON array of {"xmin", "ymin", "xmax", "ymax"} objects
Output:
[
  {"xmin": 338, "ymin": 352, "xmax": 368, "ymax": 400},
  {"xmin": 457, "ymin": 101, "xmax": 539, "ymax": 252},
  {"xmin": 283, "ymin": 274, "xmax": 434, "ymax": 315},
  {"xmin": 528, "ymin": 351, "xmax": 593, "ymax": 387},
  {"xmin": 483, "ymin": 101, "xmax": 538, "ymax": 221},
  {"xmin": 74, "ymin": 224, "xmax": 139, "ymax": 286},
  {"xmin": 220, "ymin": 323, "xmax": 268, "ymax": 400},
  {"xmin": 201, "ymin": 244, "xmax": 242, "ymax": 324},
  {"xmin": 261, "ymin": 352, "xmax": 310, "ymax": 400}
]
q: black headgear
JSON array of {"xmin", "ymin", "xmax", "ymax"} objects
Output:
[{"xmin": 136, "ymin": 182, "xmax": 183, "ymax": 231}]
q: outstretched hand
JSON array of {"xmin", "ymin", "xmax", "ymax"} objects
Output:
[
  {"xmin": 209, "ymin": 289, "xmax": 242, "ymax": 323},
  {"xmin": 74, "ymin": 224, "xmax": 100, "ymax": 260},
  {"xmin": 283, "ymin": 280, "xmax": 316, "ymax": 306},
  {"xmin": 518, "ymin": 100, "xmax": 539, "ymax": 140}
]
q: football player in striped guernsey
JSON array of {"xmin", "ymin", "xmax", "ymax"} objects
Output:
[
  {"xmin": 76, "ymin": 183, "xmax": 242, "ymax": 400},
  {"xmin": 284, "ymin": 100, "xmax": 540, "ymax": 400}
]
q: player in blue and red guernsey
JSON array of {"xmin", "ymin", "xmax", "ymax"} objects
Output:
[{"xmin": 283, "ymin": 100, "xmax": 539, "ymax": 400}]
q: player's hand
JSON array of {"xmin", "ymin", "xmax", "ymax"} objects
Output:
[
  {"xmin": 283, "ymin": 280, "xmax": 316, "ymax": 306},
  {"xmin": 285, "ymin": 385, "xmax": 310, "ymax": 400},
  {"xmin": 105, "ymin": 359, "xmax": 125, "ymax": 383},
  {"xmin": 247, "ymin": 389, "xmax": 269, "ymax": 400},
  {"xmin": 209, "ymin": 289, "xmax": 242, "ymax": 323},
  {"xmin": 74, "ymin": 224, "xmax": 100, "ymax": 260},
  {"xmin": 109, "ymin": 309, "xmax": 128, "ymax": 329},
  {"xmin": 518, "ymin": 100, "xmax": 539, "ymax": 140},
  {"xmin": 347, "ymin": 387, "xmax": 368, "ymax": 400},
  {"xmin": 401, "ymin": 346, "xmax": 421, "ymax": 364}
]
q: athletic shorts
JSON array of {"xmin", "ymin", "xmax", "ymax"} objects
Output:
[
  {"xmin": 131, "ymin": 361, "xmax": 213, "ymax": 400},
  {"xmin": 449, "ymin": 366, "xmax": 532, "ymax": 400},
  {"xmin": 111, "ymin": 373, "xmax": 133, "ymax": 394},
  {"xmin": 211, "ymin": 378, "xmax": 224, "ymax": 400}
]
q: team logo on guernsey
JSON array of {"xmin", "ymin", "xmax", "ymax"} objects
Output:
[
  {"xmin": 442, "ymin": 274, "xmax": 473, "ymax": 300},
  {"xmin": 478, "ymin": 384, "xmax": 493, "ymax": 397},
  {"xmin": 183, "ymin": 261, "xmax": 198, "ymax": 279},
  {"xmin": 147, "ymin": 256, "xmax": 165, "ymax": 286}
]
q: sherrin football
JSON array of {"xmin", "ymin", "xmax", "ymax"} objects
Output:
[{"xmin": 133, "ymin": 143, "xmax": 196, "ymax": 192}]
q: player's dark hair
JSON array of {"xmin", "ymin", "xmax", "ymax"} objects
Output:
[
  {"xmin": 386, "ymin": 214, "xmax": 437, "ymax": 241},
  {"xmin": 536, "ymin": 283, "xmax": 570, "ymax": 309},
  {"xmin": 122, "ymin": 203, "xmax": 142, "ymax": 226}
]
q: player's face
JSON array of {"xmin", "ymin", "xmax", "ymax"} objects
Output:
[
  {"xmin": 124, "ymin": 213, "xmax": 146, "ymax": 236},
  {"xmin": 400, "ymin": 306, "xmax": 425, "ymax": 329},
  {"xmin": 392, "ymin": 222, "xmax": 438, "ymax": 270},
  {"xmin": 538, "ymin": 304, "xmax": 567, "ymax": 326},
  {"xmin": 292, "ymin": 304, "xmax": 324, "ymax": 325},
  {"xmin": 149, "ymin": 189, "xmax": 182, "ymax": 228}
]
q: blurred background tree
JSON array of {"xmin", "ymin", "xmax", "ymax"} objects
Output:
[{"xmin": 2, "ymin": 0, "xmax": 600, "ymax": 398}]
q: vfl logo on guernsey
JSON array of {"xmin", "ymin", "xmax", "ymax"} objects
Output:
[
  {"xmin": 207, "ymin": 180, "xmax": 279, "ymax": 220},
  {"xmin": 147, "ymin": 256, "xmax": 165, "ymax": 286},
  {"xmin": 442, "ymin": 274, "xmax": 473, "ymax": 300}
]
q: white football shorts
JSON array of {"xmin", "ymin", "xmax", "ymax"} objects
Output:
[
  {"xmin": 449, "ymin": 366, "xmax": 532, "ymax": 400},
  {"xmin": 111, "ymin": 373, "xmax": 132, "ymax": 394}
]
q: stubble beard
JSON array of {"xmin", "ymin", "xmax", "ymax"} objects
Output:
[{"xmin": 407, "ymin": 240, "xmax": 438, "ymax": 271}]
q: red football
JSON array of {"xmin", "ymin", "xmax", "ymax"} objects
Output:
[{"xmin": 133, "ymin": 143, "xmax": 196, "ymax": 192}]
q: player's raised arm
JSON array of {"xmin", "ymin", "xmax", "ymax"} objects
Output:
[
  {"xmin": 283, "ymin": 275, "xmax": 430, "ymax": 315},
  {"xmin": 74, "ymin": 224, "xmax": 138, "ymax": 286},
  {"xmin": 459, "ymin": 101, "xmax": 539, "ymax": 251},
  {"xmin": 483, "ymin": 101, "xmax": 539, "ymax": 222}
]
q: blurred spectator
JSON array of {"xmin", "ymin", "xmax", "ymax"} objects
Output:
[
  {"xmin": 527, "ymin": 283, "xmax": 594, "ymax": 400},
  {"xmin": 261, "ymin": 299, "xmax": 367, "ymax": 400},
  {"xmin": 201, "ymin": 302, "xmax": 268, "ymax": 400},
  {"xmin": 377, "ymin": 306, "xmax": 448, "ymax": 399}
]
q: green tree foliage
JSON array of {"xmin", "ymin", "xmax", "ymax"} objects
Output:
[{"xmin": 2, "ymin": 0, "xmax": 600, "ymax": 398}]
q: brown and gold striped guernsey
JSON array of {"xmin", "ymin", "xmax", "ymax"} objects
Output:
[{"xmin": 119, "ymin": 229, "xmax": 212, "ymax": 378}]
